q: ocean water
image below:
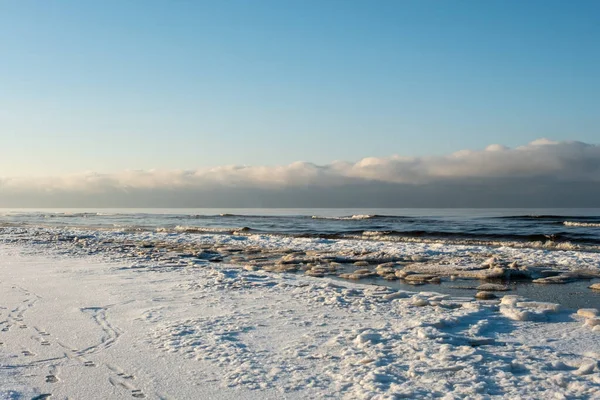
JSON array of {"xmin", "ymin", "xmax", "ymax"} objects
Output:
[{"xmin": 1, "ymin": 208, "xmax": 600, "ymax": 249}]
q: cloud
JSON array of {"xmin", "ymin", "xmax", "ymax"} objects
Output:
[{"xmin": 1, "ymin": 139, "xmax": 599, "ymax": 207}]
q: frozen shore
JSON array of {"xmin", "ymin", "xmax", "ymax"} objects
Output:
[{"xmin": 0, "ymin": 243, "xmax": 599, "ymax": 399}]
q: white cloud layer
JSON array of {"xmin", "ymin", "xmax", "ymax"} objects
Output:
[
  {"xmin": 1, "ymin": 139, "xmax": 599, "ymax": 207},
  {"xmin": 1, "ymin": 139, "xmax": 599, "ymax": 193}
]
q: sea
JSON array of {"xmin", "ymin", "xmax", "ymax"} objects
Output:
[{"xmin": 1, "ymin": 208, "xmax": 600, "ymax": 247}]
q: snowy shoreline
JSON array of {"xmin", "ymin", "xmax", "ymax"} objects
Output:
[
  {"xmin": 2, "ymin": 224, "xmax": 600, "ymax": 309},
  {"xmin": 0, "ymin": 242, "xmax": 599, "ymax": 399}
]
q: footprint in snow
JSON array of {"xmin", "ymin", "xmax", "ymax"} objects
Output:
[
  {"xmin": 109, "ymin": 375, "xmax": 146, "ymax": 398},
  {"xmin": 31, "ymin": 394, "xmax": 52, "ymax": 400},
  {"xmin": 35, "ymin": 327, "xmax": 51, "ymax": 336},
  {"xmin": 107, "ymin": 363, "xmax": 136, "ymax": 380},
  {"xmin": 32, "ymin": 333, "xmax": 51, "ymax": 346},
  {"xmin": 46, "ymin": 365, "xmax": 60, "ymax": 383}
]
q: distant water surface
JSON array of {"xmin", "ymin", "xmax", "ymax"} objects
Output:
[{"xmin": 1, "ymin": 208, "xmax": 599, "ymax": 249}]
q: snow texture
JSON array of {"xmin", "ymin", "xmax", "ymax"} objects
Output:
[{"xmin": 0, "ymin": 239, "xmax": 599, "ymax": 399}]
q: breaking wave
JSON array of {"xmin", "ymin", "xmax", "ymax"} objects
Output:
[
  {"xmin": 349, "ymin": 234, "xmax": 589, "ymax": 251},
  {"xmin": 496, "ymin": 214, "xmax": 600, "ymax": 221},
  {"xmin": 563, "ymin": 221, "xmax": 600, "ymax": 228},
  {"xmin": 311, "ymin": 214, "xmax": 391, "ymax": 220},
  {"xmin": 356, "ymin": 229, "xmax": 593, "ymax": 244},
  {"xmin": 156, "ymin": 226, "xmax": 251, "ymax": 234}
]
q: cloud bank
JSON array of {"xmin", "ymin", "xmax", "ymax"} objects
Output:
[{"xmin": 1, "ymin": 139, "xmax": 600, "ymax": 207}]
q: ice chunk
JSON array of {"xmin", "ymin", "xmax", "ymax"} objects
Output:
[
  {"xmin": 382, "ymin": 291, "xmax": 411, "ymax": 301},
  {"xmin": 500, "ymin": 295, "xmax": 520, "ymax": 307},
  {"xmin": 501, "ymin": 307, "xmax": 542, "ymax": 321},
  {"xmin": 403, "ymin": 274, "xmax": 437, "ymax": 282},
  {"xmin": 516, "ymin": 302, "xmax": 561, "ymax": 312},
  {"xmin": 462, "ymin": 302, "xmax": 481, "ymax": 310},
  {"xmin": 476, "ymin": 283, "xmax": 510, "ymax": 292},
  {"xmin": 354, "ymin": 331, "xmax": 382, "ymax": 346},
  {"xmin": 584, "ymin": 318, "xmax": 600, "ymax": 327},
  {"xmin": 482, "ymin": 256, "xmax": 498, "ymax": 266},
  {"xmin": 574, "ymin": 361, "xmax": 597, "ymax": 376},
  {"xmin": 550, "ymin": 361, "xmax": 570, "ymax": 371},
  {"xmin": 577, "ymin": 308, "xmax": 599, "ymax": 319},
  {"xmin": 532, "ymin": 275, "xmax": 577, "ymax": 284},
  {"xmin": 411, "ymin": 297, "xmax": 430, "ymax": 307},
  {"xmin": 475, "ymin": 291, "xmax": 496, "ymax": 300}
]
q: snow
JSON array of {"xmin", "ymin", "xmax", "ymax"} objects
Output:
[
  {"xmin": 3, "ymin": 225, "xmax": 600, "ymax": 276},
  {"xmin": 0, "ymin": 241, "xmax": 599, "ymax": 399}
]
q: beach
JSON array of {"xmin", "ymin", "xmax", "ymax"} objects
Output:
[
  {"xmin": 1, "ymin": 216, "xmax": 599, "ymax": 399},
  {"xmin": 4, "ymin": 0, "xmax": 600, "ymax": 397}
]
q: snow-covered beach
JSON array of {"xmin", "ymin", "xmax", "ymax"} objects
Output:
[
  {"xmin": 1, "ymin": 232, "xmax": 599, "ymax": 399},
  {"xmin": 4, "ymin": 0, "xmax": 600, "ymax": 397}
]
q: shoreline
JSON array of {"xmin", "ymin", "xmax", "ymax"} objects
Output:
[
  {"xmin": 2, "ymin": 224, "xmax": 600, "ymax": 308},
  {"xmin": 1, "ymin": 243, "xmax": 599, "ymax": 399}
]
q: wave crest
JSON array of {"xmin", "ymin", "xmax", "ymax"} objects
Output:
[
  {"xmin": 156, "ymin": 226, "xmax": 251, "ymax": 234},
  {"xmin": 311, "ymin": 214, "xmax": 381, "ymax": 220},
  {"xmin": 563, "ymin": 221, "xmax": 600, "ymax": 227}
]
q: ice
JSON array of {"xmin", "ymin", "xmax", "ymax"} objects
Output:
[
  {"xmin": 476, "ymin": 283, "xmax": 510, "ymax": 291},
  {"xmin": 381, "ymin": 291, "xmax": 411, "ymax": 301},
  {"xmin": 500, "ymin": 307, "xmax": 539, "ymax": 321},
  {"xmin": 500, "ymin": 295, "xmax": 523, "ymax": 307},
  {"xmin": 354, "ymin": 330, "xmax": 383, "ymax": 346},
  {"xmin": 475, "ymin": 291, "xmax": 497, "ymax": 300},
  {"xmin": 499, "ymin": 300, "xmax": 561, "ymax": 321},
  {"xmin": 574, "ymin": 362, "xmax": 598, "ymax": 376},
  {"xmin": 516, "ymin": 302, "xmax": 561, "ymax": 312},
  {"xmin": 584, "ymin": 318, "xmax": 600, "ymax": 327},
  {"xmin": 578, "ymin": 308, "xmax": 600, "ymax": 319}
]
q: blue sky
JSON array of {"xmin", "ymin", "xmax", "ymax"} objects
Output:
[{"xmin": 1, "ymin": 0, "xmax": 599, "ymax": 176}]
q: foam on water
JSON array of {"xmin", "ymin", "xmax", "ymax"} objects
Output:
[
  {"xmin": 564, "ymin": 221, "xmax": 600, "ymax": 228},
  {"xmin": 311, "ymin": 214, "xmax": 381, "ymax": 220}
]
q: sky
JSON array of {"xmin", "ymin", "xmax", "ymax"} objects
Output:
[{"xmin": 1, "ymin": 1, "xmax": 599, "ymax": 207}]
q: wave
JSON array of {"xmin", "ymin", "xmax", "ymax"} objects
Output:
[
  {"xmin": 496, "ymin": 214, "xmax": 600, "ymax": 221},
  {"xmin": 156, "ymin": 226, "xmax": 252, "ymax": 234},
  {"xmin": 563, "ymin": 221, "xmax": 600, "ymax": 228},
  {"xmin": 173, "ymin": 213, "xmax": 286, "ymax": 220},
  {"xmin": 43, "ymin": 212, "xmax": 99, "ymax": 218},
  {"xmin": 38, "ymin": 212, "xmax": 122, "ymax": 218},
  {"xmin": 355, "ymin": 229, "xmax": 600, "ymax": 245},
  {"xmin": 216, "ymin": 213, "xmax": 279, "ymax": 219},
  {"xmin": 347, "ymin": 234, "xmax": 592, "ymax": 251},
  {"xmin": 311, "ymin": 214, "xmax": 394, "ymax": 220}
]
